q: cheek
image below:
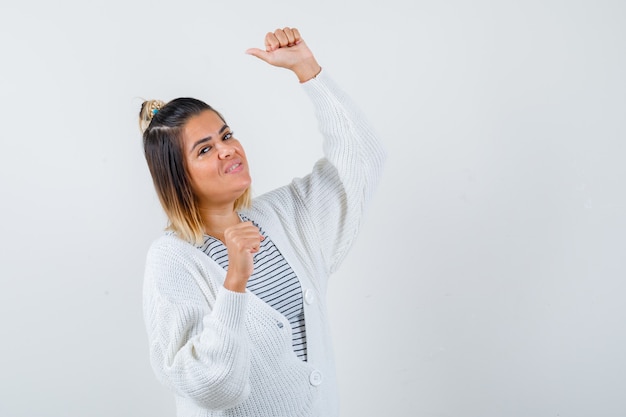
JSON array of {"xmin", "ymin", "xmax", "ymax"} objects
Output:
[
  {"xmin": 186, "ymin": 163, "xmax": 208, "ymax": 190},
  {"xmin": 236, "ymin": 144, "xmax": 248, "ymax": 160}
]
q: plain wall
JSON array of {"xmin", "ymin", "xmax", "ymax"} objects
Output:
[{"xmin": 1, "ymin": 0, "xmax": 625, "ymax": 416}]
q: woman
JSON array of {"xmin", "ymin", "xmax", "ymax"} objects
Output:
[{"xmin": 139, "ymin": 27, "xmax": 385, "ymax": 417}]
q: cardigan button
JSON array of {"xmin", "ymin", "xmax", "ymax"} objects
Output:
[
  {"xmin": 304, "ymin": 289, "xmax": 315, "ymax": 305},
  {"xmin": 309, "ymin": 370, "xmax": 323, "ymax": 386}
]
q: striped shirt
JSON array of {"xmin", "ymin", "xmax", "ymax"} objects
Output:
[{"xmin": 197, "ymin": 214, "xmax": 308, "ymax": 361}]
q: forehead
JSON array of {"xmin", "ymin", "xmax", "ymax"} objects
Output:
[{"xmin": 182, "ymin": 110, "xmax": 226, "ymax": 144}]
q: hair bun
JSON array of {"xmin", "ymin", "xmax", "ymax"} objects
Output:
[{"xmin": 139, "ymin": 99, "xmax": 166, "ymax": 134}]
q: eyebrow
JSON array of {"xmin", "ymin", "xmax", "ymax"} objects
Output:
[{"xmin": 190, "ymin": 124, "xmax": 229, "ymax": 153}]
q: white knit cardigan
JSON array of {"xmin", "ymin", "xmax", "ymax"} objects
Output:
[{"xmin": 143, "ymin": 70, "xmax": 386, "ymax": 417}]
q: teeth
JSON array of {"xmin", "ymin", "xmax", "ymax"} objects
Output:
[{"xmin": 228, "ymin": 163, "xmax": 240, "ymax": 173}]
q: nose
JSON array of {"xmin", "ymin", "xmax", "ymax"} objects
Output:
[{"xmin": 216, "ymin": 142, "xmax": 234, "ymax": 159}]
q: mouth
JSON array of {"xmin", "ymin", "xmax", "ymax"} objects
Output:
[{"xmin": 225, "ymin": 161, "xmax": 243, "ymax": 174}]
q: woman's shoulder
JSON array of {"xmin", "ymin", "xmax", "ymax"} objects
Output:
[
  {"xmin": 144, "ymin": 232, "xmax": 219, "ymax": 301},
  {"xmin": 149, "ymin": 231, "xmax": 189, "ymax": 250},
  {"xmin": 146, "ymin": 232, "xmax": 202, "ymax": 265}
]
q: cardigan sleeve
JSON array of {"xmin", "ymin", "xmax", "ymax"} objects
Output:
[
  {"xmin": 291, "ymin": 70, "xmax": 386, "ymax": 273},
  {"xmin": 143, "ymin": 236, "xmax": 251, "ymax": 410}
]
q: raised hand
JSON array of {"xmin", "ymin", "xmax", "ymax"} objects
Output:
[
  {"xmin": 222, "ymin": 221, "xmax": 264, "ymax": 293},
  {"xmin": 246, "ymin": 27, "xmax": 322, "ymax": 83}
]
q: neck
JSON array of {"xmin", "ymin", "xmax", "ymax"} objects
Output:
[{"xmin": 199, "ymin": 205, "xmax": 240, "ymax": 241}]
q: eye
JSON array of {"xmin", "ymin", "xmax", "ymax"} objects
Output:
[
  {"xmin": 223, "ymin": 132, "xmax": 233, "ymax": 141},
  {"xmin": 199, "ymin": 145, "xmax": 212, "ymax": 155}
]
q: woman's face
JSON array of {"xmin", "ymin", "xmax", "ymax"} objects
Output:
[{"xmin": 181, "ymin": 109, "xmax": 251, "ymax": 210}]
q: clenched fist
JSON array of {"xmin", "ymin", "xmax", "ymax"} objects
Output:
[
  {"xmin": 246, "ymin": 27, "xmax": 322, "ymax": 83},
  {"xmin": 223, "ymin": 221, "xmax": 264, "ymax": 293}
]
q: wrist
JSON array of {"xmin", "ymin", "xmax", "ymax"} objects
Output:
[
  {"xmin": 224, "ymin": 280, "xmax": 247, "ymax": 293},
  {"xmin": 292, "ymin": 57, "xmax": 322, "ymax": 83},
  {"xmin": 224, "ymin": 270, "xmax": 249, "ymax": 293}
]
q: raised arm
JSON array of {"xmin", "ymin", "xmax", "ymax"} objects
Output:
[{"xmin": 247, "ymin": 28, "xmax": 386, "ymax": 274}]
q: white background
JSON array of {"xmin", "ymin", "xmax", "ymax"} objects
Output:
[{"xmin": 1, "ymin": 0, "xmax": 625, "ymax": 416}]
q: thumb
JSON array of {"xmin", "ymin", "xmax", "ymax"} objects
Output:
[{"xmin": 245, "ymin": 47, "xmax": 271, "ymax": 63}]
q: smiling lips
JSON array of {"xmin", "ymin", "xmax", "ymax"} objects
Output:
[{"xmin": 225, "ymin": 161, "xmax": 243, "ymax": 174}]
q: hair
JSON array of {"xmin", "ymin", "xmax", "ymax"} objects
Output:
[{"xmin": 139, "ymin": 97, "xmax": 251, "ymax": 244}]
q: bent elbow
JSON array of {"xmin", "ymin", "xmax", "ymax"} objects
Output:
[{"xmin": 187, "ymin": 373, "xmax": 251, "ymax": 410}]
